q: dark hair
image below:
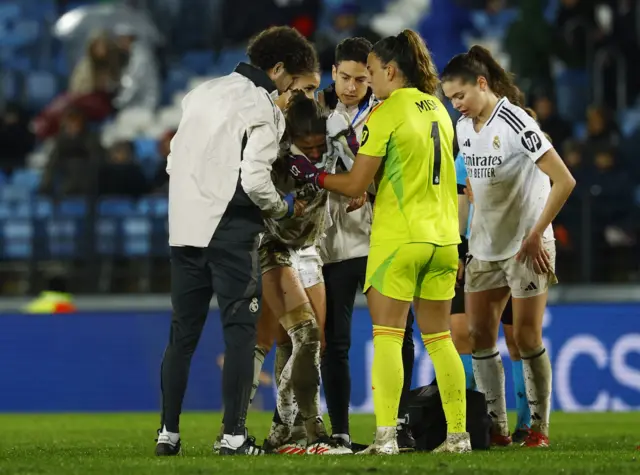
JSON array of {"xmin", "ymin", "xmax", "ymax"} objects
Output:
[
  {"xmin": 371, "ymin": 29, "xmax": 439, "ymax": 95},
  {"xmin": 285, "ymin": 91, "xmax": 328, "ymax": 140},
  {"xmin": 247, "ymin": 26, "xmax": 318, "ymax": 75},
  {"xmin": 442, "ymin": 45, "xmax": 524, "ymax": 107},
  {"xmin": 335, "ymin": 37, "xmax": 372, "ymax": 65}
]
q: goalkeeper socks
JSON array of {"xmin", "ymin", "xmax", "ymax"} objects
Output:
[
  {"xmin": 521, "ymin": 346, "xmax": 552, "ymax": 436},
  {"xmin": 423, "ymin": 331, "xmax": 467, "ymax": 433},
  {"xmin": 372, "ymin": 325, "xmax": 405, "ymax": 428},
  {"xmin": 511, "ymin": 359, "xmax": 531, "ymax": 429},
  {"xmin": 460, "ymin": 354, "xmax": 476, "ymax": 390},
  {"xmin": 249, "ymin": 346, "xmax": 267, "ymax": 405},
  {"xmin": 473, "ymin": 346, "xmax": 508, "ymax": 436}
]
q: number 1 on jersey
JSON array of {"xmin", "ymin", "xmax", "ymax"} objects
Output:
[{"xmin": 430, "ymin": 121, "xmax": 442, "ymax": 185}]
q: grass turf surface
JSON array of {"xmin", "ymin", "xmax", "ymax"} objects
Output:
[{"xmin": 1, "ymin": 412, "xmax": 639, "ymax": 474}]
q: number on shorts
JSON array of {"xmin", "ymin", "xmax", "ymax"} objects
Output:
[{"xmin": 430, "ymin": 121, "xmax": 442, "ymax": 185}]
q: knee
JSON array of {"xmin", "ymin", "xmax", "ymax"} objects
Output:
[
  {"xmin": 513, "ymin": 323, "xmax": 542, "ymax": 354},
  {"xmin": 469, "ymin": 324, "xmax": 497, "ymax": 352},
  {"xmin": 224, "ymin": 323, "xmax": 256, "ymax": 350},
  {"xmin": 504, "ymin": 329, "xmax": 521, "ymax": 360}
]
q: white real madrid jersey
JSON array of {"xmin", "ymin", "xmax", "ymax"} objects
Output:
[{"xmin": 456, "ymin": 97, "xmax": 554, "ymax": 261}]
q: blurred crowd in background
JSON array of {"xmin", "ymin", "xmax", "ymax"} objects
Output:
[{"xmin": 0, "ymin": 0, "xmax": 639, "ymax": 297}]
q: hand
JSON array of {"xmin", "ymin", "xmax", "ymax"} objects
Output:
[
  {"xmin": 456, "ymin": 258, "xmax": 465, "ymax": 285},
  {"xmin": 326, "ymin": 111, "xmax": 351, "ymax": 138},
  {"xmin": 464, "ymin": 177, "xmax": 474, "ymax": 204},
  {"xmin": 516, "ymin": 231, "xmax": 551, "ymax": 275},
  {"xmin": 346, "ymin": 192, "xmax": 367, "ymax": 212},
  {"xmin": 280, "ymin": 194, "xmax": 307, "ymax": 219},
  {"xmin": 285, "ymin": 153, "xmax": 327, "ymax": 188}
]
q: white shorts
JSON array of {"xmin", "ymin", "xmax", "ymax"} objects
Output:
[
  {"xmin": 292, "ymin": 246, "xmax": 324, "ymax": 289},
  {"xmin": 259, "ymin": 242, "xmax": 324, "ymax": 289},
  {"xmin": 465, "ymin": 241, "xmax": 558, "ymax": 298}
]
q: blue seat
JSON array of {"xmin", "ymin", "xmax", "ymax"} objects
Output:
[
  {"xmin": 45, "ymin": 218, "xmax": 79, "ymax": 258},
  {"xmin": 1, "ymin": 185, "xmax": 30, "ymax": 201},
  {"xmin": 122, "ymin": 217, "xmax": 151, "ymax": 256},
  {"xmin": 182, "ymin": 50, "xmax": 215, "ymax": 75},
  {"xmin": 137, "ymin": 196, "xmax": 168, "ymax": 217},
  {"xmin": 163, "ymin": 66, "xmax": 191, "ymax": 101},
  {"xmin": 57, "ymin": 198, "xmax": 87, "ymax": 217},
  {"xmin": 25, "ymin": 71, "xmax": 58, "ymax": 109},
  {"xmin": 0, "ymin": 3, "xmax": 20, "ymax": 23},
  {"xmin": 96, "ymin": 218, "xmax": 119, "ymax": 256},
  {"xmin": 98, "ymin": 198, "xmax": 136, "ymax": 217},
  {"xmin": 134, "ymin": 138, "xmax": 158, "ymax": 161},
  {"xmin": 2, "ymin": 220, "xmax": 33, "ymax": 259},
  {"xmin": 0, "ymin": 202, "xmax": 11, "ymax": 220},
  {"xmin": 210, "ymin": 48, "xmax": 247, "ymax": 75},
  {"xmin": 12, "ymin": 169, "xmax": 42, "ymax": 192},
  {"xmin": 1, "ymin": 70, "xmax": 21, "ymax": 100}
]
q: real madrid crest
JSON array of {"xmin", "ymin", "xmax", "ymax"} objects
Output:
[{"xmin": 493, "ymin": 135, "xmax": 501, "ymax": 150}]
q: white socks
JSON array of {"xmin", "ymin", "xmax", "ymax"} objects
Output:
[
  {"xmin": 472, "ymin": 346, "xmax": 508, "ymax": 435},
  {"xmin": 521, "ymin": 346, "xmax": 552, "ymax": 436}
]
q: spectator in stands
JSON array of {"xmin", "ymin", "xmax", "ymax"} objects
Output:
[
  {"xmin": 40, "ymin": 108, "xmax": 104, "ymax": 197},
  {"xmin": 585, "ymin": 105, "xmax": 620, "ymax": 150},
  {"xmin": 0, "ymin": 102, "xmax": 35, "ymax": 177},
  {"xmin": 151, "ymin": 129, "xmax": 176, "ymax": 194},
  {"xmin": 316, "ymin": 2, "xmax": 381, "ymax": 71},
  {"xmin": 533, "ymin": 94, "xmax": 573, "ymax": 149},
  {"xmin": 69, "ymin": 32, "xmax": 124, "ymax": 95},
  {"xmin": 503, "ymin": 0, "xmax": 554, "ymax": 97},
  {"xmin": 112, "ymin": 24, "xmax": 161, "ymax": 112},
  {"xmin": 554, "ymin": 0, "xmax": 599, "ymax": 69},
  {"xmin": 417, "ymin": 0, "xmax": 472, "ymax": 73},
  {"xmin": 589, "ymin": 146, "xmax": 636, "ymax": 279},
  {"xmin": 98, "ymin": 141, "xmax": 149, "ymax": 198}
]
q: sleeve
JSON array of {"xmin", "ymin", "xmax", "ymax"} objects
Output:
[
  {"xmin": 358, "ymin": 104, "xmax": 394, "ymax": 158},
  {"xmin": 240, "ymin": 102, "xmax": 288, "ymax": 219},
  {"xmin": 454, "ymin": 153, "xmax": 468, "ymax": 194},
  {"xmin": 509, "ymin": 108, "xmax": 553, "ymax": 162}
]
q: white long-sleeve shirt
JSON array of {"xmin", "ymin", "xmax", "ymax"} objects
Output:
[
  {"xmin": 167, "ymin": 63, "xmax": 288, "ymax": 247},
  {"xmin": 319, "ymin": 86, "xmax": 377, "ymax": 264}
]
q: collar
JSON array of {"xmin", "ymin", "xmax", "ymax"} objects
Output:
[
  {"xmin": 234, "ymin": 62, "xmax": 277, "ymax": 93},
  {"xmin": 322, "ymin": 83, "xmax": 374, "ymax": 111}
]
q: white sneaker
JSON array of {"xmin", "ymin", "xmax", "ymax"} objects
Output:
[
  {"xmin": 306, "ymin": 436, "xmax": 353, "ymax": 455},
  {"xmin": 357, "ymin": 427, "xmax": 398, "ymax": 455},
  {"xmin": 267, "ymin": 440, "xmax": 307, "ymax": 455},
  {"xmin": 433, "ymin": 432, "xmax": 472, "ymax": 453}
]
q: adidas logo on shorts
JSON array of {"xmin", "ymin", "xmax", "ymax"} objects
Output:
[{"xmin": 523, "ymin": 282, "xmax": 538, "ymax": 292}]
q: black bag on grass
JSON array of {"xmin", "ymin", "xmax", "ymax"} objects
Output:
[{"xmin": 407, "ymin": 383, "xmax": 492, "ymax": 451}]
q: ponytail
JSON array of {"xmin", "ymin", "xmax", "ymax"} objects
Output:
[
  {"xmin": 442, "ymin": 45, "xmax": 524, "ymax": 107},
  {"xmin": 372, "ymin": 29, "xmax": 439, "ymax": 95}
]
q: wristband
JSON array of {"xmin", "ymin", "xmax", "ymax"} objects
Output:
[
  {"xmin": 281, "ymin": 194, "xmax": 295, "ymax": 219},
  {"xmin": 317, "ymin": 171, "xmax": 328, "ymax": 189},
  {"xmin": 458, "ymin": 235, "xmax": 468, "ymax": 260}
]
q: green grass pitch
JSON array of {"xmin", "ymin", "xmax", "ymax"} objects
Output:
[{"xmin": 1, "ymin": 412, "xmax": 639, "ymax": 474}]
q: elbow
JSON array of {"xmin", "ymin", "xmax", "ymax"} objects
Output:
[
  {"xmin": 564, "ymin": 174, "xmax": 577, "ymax": 196},
  {"xmin": 345, "ymin": 178, "xmax": 369, "ymax": 198}
]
